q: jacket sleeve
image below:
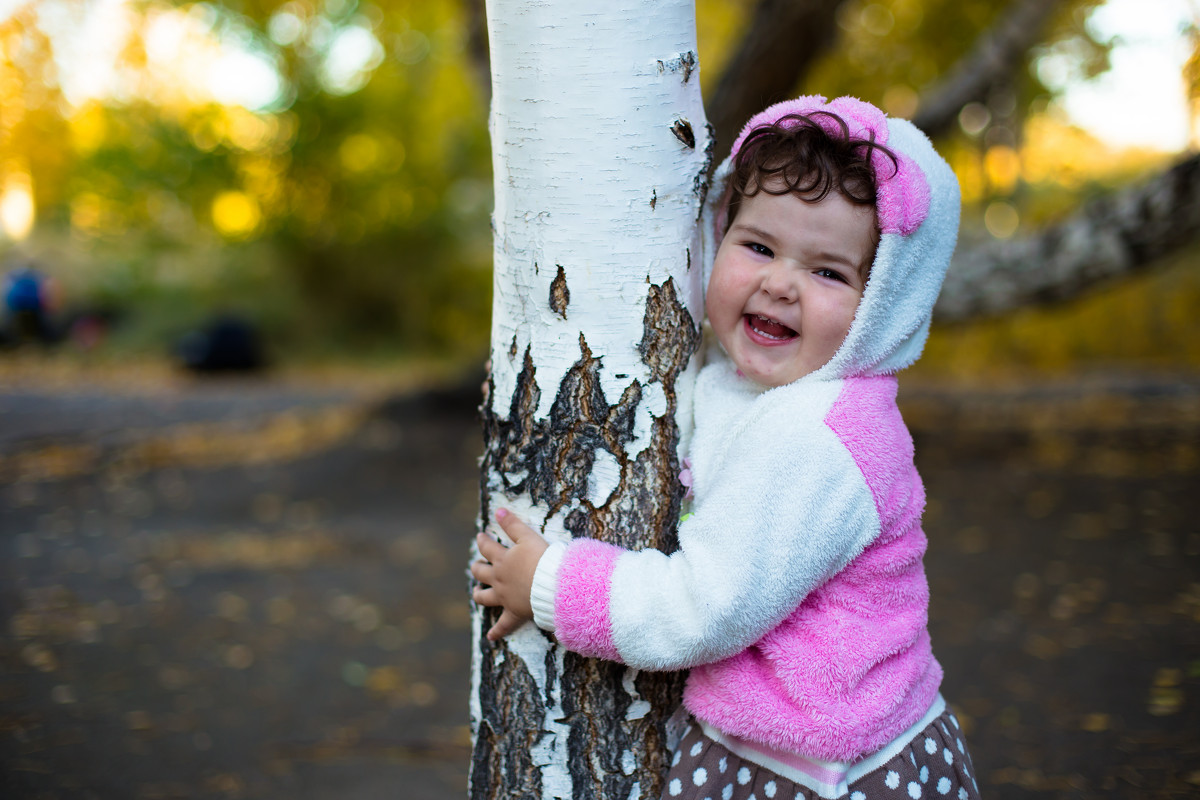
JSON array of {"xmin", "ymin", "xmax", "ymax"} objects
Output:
[{"xmin": 529, "ymin": 401, "xmax": 884, "ymax": 671}]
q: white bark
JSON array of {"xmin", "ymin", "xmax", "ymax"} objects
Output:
[
  {"xmin": 472, "ymin": 2, "xmax": 712, "ymax": 798},
  {"xmin": 486, "ymin": 4, "xmax": 709, "ymax": 412}
]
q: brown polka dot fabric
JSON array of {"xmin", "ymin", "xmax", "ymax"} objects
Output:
[{"xmin": 661, "ymin": 709, "xmax": 981, "ymax": 800}]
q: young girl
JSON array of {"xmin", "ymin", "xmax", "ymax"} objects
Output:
[{"xmin": 472, "ymin": 95, "xmax": 980, "ymax": 800}]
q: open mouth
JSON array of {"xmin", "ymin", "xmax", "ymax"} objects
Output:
[{"xmin": 744, "ymin": 314, "xmax": 797, "ymax": 341}]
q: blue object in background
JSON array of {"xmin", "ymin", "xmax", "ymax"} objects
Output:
[{"xmin": 4, "ymin": 268, "xmax": 46, "ymax": 313}]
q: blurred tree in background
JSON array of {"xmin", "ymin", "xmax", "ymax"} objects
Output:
[
  {"xmin": 2, "ymin": 0, "xmax": 492, "ymax": 360},
  {"xmin": 0, "ymin": 0, "xmax": 1196, "ymax": 374}
]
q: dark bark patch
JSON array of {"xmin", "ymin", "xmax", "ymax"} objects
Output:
[
  {"xmin": 695, "ymin": 124, "xmax": 715, "ymax": 217},
  {"xmin": 539, "ymin": 336, "xmax": 644, "ymax": 516},
  {"xmin": 650, "ymin": 188, "xmax": 657, "ymax": 210},
  {"xmin": 483, "ymin": 337, "xmax": 644, "ymax": 520},
  {"xmin": 550, "ymin": 265, "xmax": 570, "ymax": 319},
  {"xmin": 560, "ymin": 652, "xmax": 637, "ymax": 800},
  {"xmin": 657, "ymin": 50, "xmax": 697, "ymax": 83},
  {"xmin": 470, "ymin": 625, "xmax": 545, "ymax": 800},
  {"xmin": 481, "ymin": 346, "xmax": 547, "ymax": 503},
  {"xmin": 564, "ymin": 507, "xmax": 590, "ymax": 538},
  {"xmin": 476, "ymin": 279, "xmax": 697, "ymax": 798},
  {"xmin": 672, "ymin": 118, "xmax": 696, "ymax": 149},
  {"xmin": 638, "ymin": 277, "xmax": 700, "ymax": 386}
]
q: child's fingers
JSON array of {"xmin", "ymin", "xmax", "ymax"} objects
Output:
[
  {"xmin": 487, "ymin": 609, "xmax": 526, "ymax": 641},
  {"xmin": 475, "ymin": 532, "xmax": 507, "ymax": 561},
  {"xmin": 472, "ymin": 584, "xmax": 502, "ymax": 607},
  {"xmin": 494, "ymin": 508, "xmax": 537, "ymax": 542},
  {"xmin": 469, "ymin": 558, "xmax": 495, "ymax": 585}
]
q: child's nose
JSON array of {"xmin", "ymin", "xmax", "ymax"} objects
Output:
[{"xmin": 760, "ymin": 267, "xmax": 797, "ymax": 301}]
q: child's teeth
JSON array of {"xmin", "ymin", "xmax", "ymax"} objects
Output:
[{"xmin": 750, "ymin": 315, "xmax": 794, "ymax": 338}]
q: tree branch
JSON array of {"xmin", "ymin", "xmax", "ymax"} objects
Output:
[
  {"xmin": 937, "ymin": 153, "xmax": 1200, "ymax": 321},
  {"xmin": 911, "ymin": 0, "xmax": 1067, "ymax": 139},
  {"xmin": 706, "ymin": 0, "xmax": 845, "ymax": 164},
  {"xmin": 464, "ymin": 0, "xmax": 491, "ymax": 104}
]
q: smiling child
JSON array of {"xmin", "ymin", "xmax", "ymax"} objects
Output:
[{"xmin": 472, "ymin": 95, "xmax": 980, "ymax": 800}]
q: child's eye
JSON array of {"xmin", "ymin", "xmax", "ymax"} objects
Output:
[
  {"xmin": 746, "ymin": 242, "xmax": 773, "ymax": 257},
  {"xmin": 815, "ymin": 267, "xmax": 848, "ymax": 284}
]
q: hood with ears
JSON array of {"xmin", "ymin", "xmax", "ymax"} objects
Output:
[{"xmin": 701, "ymin": 96, "xmax": 961, "ymax": 380}]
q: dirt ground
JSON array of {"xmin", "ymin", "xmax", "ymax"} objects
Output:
[{"xmin": 1, "ymin": 366, "xmax": 1197, "ymax": 798}]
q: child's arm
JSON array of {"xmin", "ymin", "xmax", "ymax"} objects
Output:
[
  {"xmin": 470, "ymin": 508, "xmax": 548, "ymax": 640},
  {"xmin": 527, "ymin": 409, "xmax": 886, "ymax": 671},
  {"xmin": 471, "ymin": 460, "xmax": 877, "ymax": 670}
]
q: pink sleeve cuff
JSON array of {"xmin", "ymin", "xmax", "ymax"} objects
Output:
[{"xmin": 554, "ymin": 538, "xmax": 623, "ymax": 662}]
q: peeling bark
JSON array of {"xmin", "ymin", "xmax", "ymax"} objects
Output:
[
  {"xmin": 473, "ymin": 4, "xmax": 709, "ymax": 797},
  {"xmin": 481, "ymin": 283, "xmax": 700, "ymax": 551},
  {"xmin": 477, "ymin": 293, "xmax": 699, "ymax": 797},
  {"xmin": 672, "ymin": 119, "xmax": 697, "ymax": 149},
  {"xmin": 658, "ymin": 50, "xmax": 697, "ymax": 83},
  {"xmin": 470, "ymin": 634, "xmax": 544, "ymax": 800},
  {"xmin": 550, "ymin": 266, "xmax": 570, "ymax": 319},
  {"xmin": 559, "ymin": 653, "xmax": 687, "ymax": 800}
]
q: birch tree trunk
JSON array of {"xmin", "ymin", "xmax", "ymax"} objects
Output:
[{"xmin": 470, "ymin": 2, "xmax": 712, "ymax": 798}]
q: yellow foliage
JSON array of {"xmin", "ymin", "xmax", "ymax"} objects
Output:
[
  {"xmin": 984, "ymin": 145, "xmax": 1020, "ymax": 194},
  {"xmin": 291, "ymin": 177, "xmax": 331, "ymax": 227},
  {"xmin": 1021, "ymin": 113, "xmax": 1174, "ymax": 190},
  {"xmin": 915, "ymin": 246, "xmax": 1200, "ymax": 378},
  {"xmin": 211, "ymin": 190, "xmax": 261, "ymax": 239},
  {"xmin": 695, "ymin": 0, "xmax": 750, "ymax": 84},
  {"xmin": 70, "ymin": 192, "xmax": 107, "ymax": 237},
  {"xmin": 949, "ymin": 149, "xmax": 986, "ymax": 205},
  {"xmin": 882, "ymin": 84, "xmax": 919, "ymax": 119},
  {"xmin": 70, "ymin": 103, "xmax": 109, "ymax": 153},
  {"xmin": 187, "ymin": 108, "xmax": 224, "ymax": 152},
  {"xmin": 224, "ymin": 107, "xmax": 278, "ymax": 152},
  {"xmin": 236, "ymin": 154, "xmax": 286, "ymax": 221},
  {"xmin": 340, "ymin": 133, "xmax": 383, "ymax": 173}
]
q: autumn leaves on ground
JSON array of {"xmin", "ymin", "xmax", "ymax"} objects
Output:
[{"xmin": 1, "ymin": 363, "xmax": 1198, "ymax": 799}]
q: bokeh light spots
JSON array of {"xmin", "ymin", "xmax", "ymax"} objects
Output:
[
  {"xmin": 984, "ymin": 201, "xmax": 1019, "ymax": 239},
  {"xmin": 984, "ymin": 145, "xmax": 1021, "ymax": 194},
  {"xmin": 211, "ymin": 190, "xmax": 261, "ymax": 238},
  {"xmin": 0, "ymin": 170, "xmax": 35, "ymax": 240},
  {"xmin": 339, "ymin": 132, "xmax": 382, "ymax": 173}
]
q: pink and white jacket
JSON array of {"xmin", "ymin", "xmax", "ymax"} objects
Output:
[{"xmin": 529, "ymin": 96, "xmax": 961, "ymax": 764}]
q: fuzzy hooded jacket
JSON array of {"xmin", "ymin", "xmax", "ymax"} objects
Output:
[{"xmin": 529, "ymin": 96, "xmax": 961, "ymax": 763}]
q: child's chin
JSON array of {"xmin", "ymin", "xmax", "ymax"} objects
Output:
[{"xmin": 740, "ymin": 367, "xmax": 789, "ymax": 388}]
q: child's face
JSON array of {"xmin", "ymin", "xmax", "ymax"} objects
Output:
[{"xmin": 706, "ymin": 185, "xmax": 875, "ymax": 387}]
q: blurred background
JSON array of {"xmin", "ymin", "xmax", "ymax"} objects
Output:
[
  {"xmin": 0, "ymin": 0, "xmax": 1195, "ymax": 373},
  {"xmin": 1, "ymin": 0, "xmax": 1198, "ymax": 798}
]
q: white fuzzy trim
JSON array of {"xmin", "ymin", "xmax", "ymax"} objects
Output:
[
  {"xmin": 530, "ymin": 540, "xmax": 567, "ymax": 633},
  {"xmin": 605, "ymin": 362, "xmax": 881, "ymax": 670}
]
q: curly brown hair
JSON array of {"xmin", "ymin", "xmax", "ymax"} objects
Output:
[{"xmin": 725, "ymin": 111, "xmax": 899, "ymax": 230}]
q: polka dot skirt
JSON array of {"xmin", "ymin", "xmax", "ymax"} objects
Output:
[{"xmin": 660, "ymin": 709, "xmax": 981, "ymax": 800}]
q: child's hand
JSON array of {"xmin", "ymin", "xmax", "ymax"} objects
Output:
[{"xmin": 470, "ymin": 509, "xmax": 549, "ymax": 641}]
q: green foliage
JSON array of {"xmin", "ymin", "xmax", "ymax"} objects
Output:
[
  {"xmin": 4, "ymin": 0, "xmax": 492, "ymax": 364},
  {"xmin": 916, "ymin": 243, "xmax": 1200, "ymax": 378},
  {"xmin": 1, "ymin": 0, "xmax": 1194, "ymax": 375},
  {"xmin": 803, "ymin": 0, "xmax": 1110, "ymax": 116}
]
